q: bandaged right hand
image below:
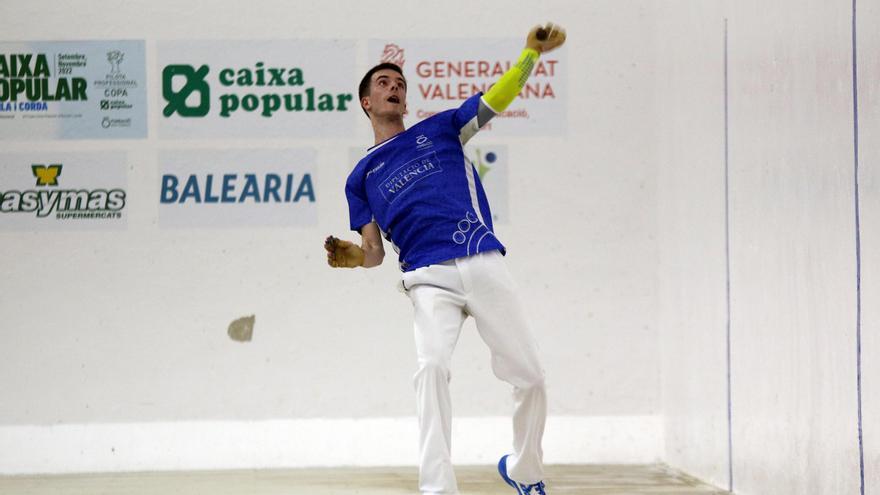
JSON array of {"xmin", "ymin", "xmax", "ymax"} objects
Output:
[
  {"xmin": 324, "ymin": 235, "xmax": 365, "ymax": 268},
  {"xmin": 527, "ymin": 22, "xmax": 567, "ymax": 53}
]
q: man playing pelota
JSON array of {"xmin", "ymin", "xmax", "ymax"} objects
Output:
[{"xmin": 325, "ymin": 23, "xmax": 566, "ymax": 495}]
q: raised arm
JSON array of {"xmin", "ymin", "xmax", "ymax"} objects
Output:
[
  {"xmin": 325, "ymin": 221, "xmax": 385, "ymax": 269},
  {"xmin": 478, "ymin": 22, "xmax": 567, "ymax": 127}
]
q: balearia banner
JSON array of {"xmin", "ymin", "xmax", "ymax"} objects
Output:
[
  {"xmin": 0, "ymin": 41, "xmax": 146, "ymax": 139},
  {"xmin": 368, "ymin": 39, "xmax": 566, "ymax": 136},
  {"xmin": 0, "ymin": 152, "xmax": 128, "ymax": 230},
  {"xmin": 158, "ymin": 40, "xmax": 356, "ymax": 139},
  {"xmin": 158, "ymin": 148, "xmax": 317, "ymax": 229}
]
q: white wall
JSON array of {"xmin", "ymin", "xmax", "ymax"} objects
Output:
[
  {"xmin": 654, "ymin": 0, "xmax": 730, "ymax": 487},
  {"xmin": 9, "ymin": 0, "xmax": 871, "ymax": 486},
  {"xmin": 0, "ymin": 0, "xmax": 664, "ymax": 473},
  {"xmin": 657, "ymin": 0, "xmax": 877, "ymax": 494}
]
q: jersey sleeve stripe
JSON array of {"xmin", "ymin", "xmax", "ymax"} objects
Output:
[
  {"xmin": 463, "ymin": 155, "xmax": 487, "ymax": 226},
  {"xmin": 458, "ymin": 114, "xmax": 481, "ymax": 146}
]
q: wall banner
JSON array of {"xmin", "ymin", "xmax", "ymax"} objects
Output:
[
  {"xmin": 0, "ymin": 152, "xmax": 128, "ymax": 230},
  {"xmin": 368, "ymin": 39, "xmax": 566, "ymax": 136},
  {"xmin": 0, "ymin": 41, "xmax": 146, "ymax": 139},
  {"xmin": 158, "ymin": 41, "xmax": 356, "ymax": 139},
  {"xmin": 158, "ymin": 148, "xmax": 317, "ymax": 229}
]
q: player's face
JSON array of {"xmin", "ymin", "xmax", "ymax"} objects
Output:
[{"xmin": 365, "ymin": 69, "xmax": 407, "ymax": 118}]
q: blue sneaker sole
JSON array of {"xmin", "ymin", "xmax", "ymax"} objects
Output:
[{"xmin": 497, "ymin": 455, "xmax": 524, "ymax": 494}]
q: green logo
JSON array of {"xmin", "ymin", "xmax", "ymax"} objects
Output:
[
  {"xmin": 163, "ymin": 64, "xmax": 210, "ymax": 117},
  {"xmin": 161, "ymin": 58, "xmax": 355, "ymax": 120},
  {"xmin": 0, "ymin": 54, "xmax": 87, "ymax": 103}
]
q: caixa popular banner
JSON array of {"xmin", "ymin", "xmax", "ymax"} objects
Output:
[
  {"xmin": 0, "ymin": 41, "xmax": 146, "ymax": 139},
  {"xmin": 158, "ymin": 40, "xmax": 356, "ymax": 139},
  {"xmin": 368, "ymin": 38, "xmax": 566, "ymax": 137},
  {"xmin": 0, "ymin": 152, "xmax": 128, "ymax": 230},
  {"xmin": 158, "ymin": 148, "xmax": 317, "ymax": 229}
]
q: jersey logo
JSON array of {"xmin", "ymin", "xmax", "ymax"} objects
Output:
[
  {"xmin": 452, "ymin": 211, "xmax": 495, "ymax": 255},
  {"xmin": 366, "ymin": 161, "xmax": 385, "ymax": 179},
  {"xmin": 415, "ymin": 134, "xmax": 433, "ymax": 151},
  {"xmin": 378, "ymin": 151, "xmax": 442, "ymax": 204}
]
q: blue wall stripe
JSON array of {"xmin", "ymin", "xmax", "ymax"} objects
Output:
[{"xmin": 851, "ymin": 0, "xmax": 865, "ymax": 494}]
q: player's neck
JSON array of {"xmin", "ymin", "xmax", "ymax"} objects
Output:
[{"xmin": 371, "ymin": 115, "xmax": 406, "ymax": 145}]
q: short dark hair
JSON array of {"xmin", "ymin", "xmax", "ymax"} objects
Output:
[{"xmin": 358, "ymin": 63, "xmax": 406, "ymax": 117}]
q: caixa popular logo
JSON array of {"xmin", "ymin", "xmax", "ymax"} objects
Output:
[
  {"xmin": 0, "ymin": 53, "xmax": 87, "ymax": 106},
  {"xmin": 161, "ymin": 62, "xmax": 353, "ymax": 119},
  {"xmin": 160, "ymin": 172, "xmax": 314, "ymax": 204},
  {"xmin": 0, "ymin": 164, "xmax": 126, "ymax": 220}
]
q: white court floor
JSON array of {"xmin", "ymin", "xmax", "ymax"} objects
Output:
[{"xmin": 0, "ymin": 464, "xmax": 729, "ymax": 494}]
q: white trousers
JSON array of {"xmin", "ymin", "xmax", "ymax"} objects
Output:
[{"xmin": 400, "ymin": 250, "xmax": 547, "ymax": 495}]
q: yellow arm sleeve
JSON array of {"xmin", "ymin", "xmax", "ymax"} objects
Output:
[{"xmin": 482, "ymin": 48, "xmax": 540, "ymax": 113}]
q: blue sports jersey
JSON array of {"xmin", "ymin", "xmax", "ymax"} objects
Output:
[{"xmin": 346, "ymin": 93, "xmax": 505, "ymax": 272}]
